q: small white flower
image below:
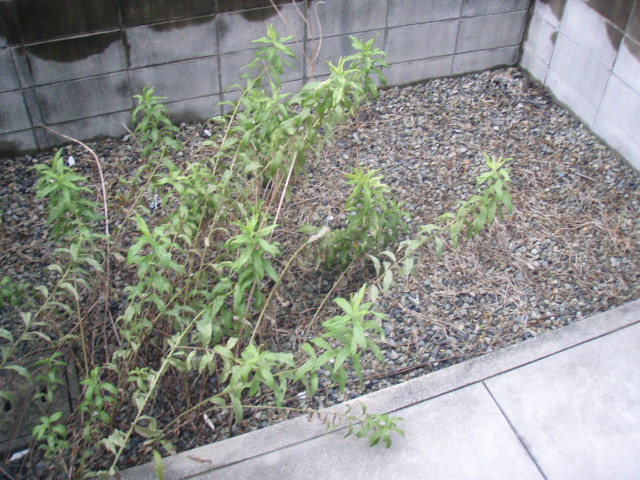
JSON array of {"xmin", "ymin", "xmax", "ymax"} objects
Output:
[
  {"xmin": 66, "ymin": 155, "xmax": 75, "ymax": 167},
  {"xmin": 203, "ymin": 129, "xmax": 212, "ymax": 137},
  {"xmin": 149, "ymin": 193, "xmax": 161, "ymax": 211},
  {"xmin": 9, "ymin": 449, "xmax": 29, "ymax": 462}
]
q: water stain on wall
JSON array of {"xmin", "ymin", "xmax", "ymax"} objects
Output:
[
  {"xmin": 605, "ymin": 22, "xmax": 624, "ymax": 55},
  {"xmin": 217, "ymin": 0, "xmax": 306, "ymax": 14},
  {"xmin": 149, "ymin": 16, "xmax": 215, "ymax": 33},
  {"xmin": 538, "ymin": 0, "xmax": 566, "ymax": 21},
  {"xmin": 627, "ymin": 3, "xmax": 640, "ymax": 43},
  {"xmin": 0, "ymin": 2, "xmax": 21, "ymax": 46},
  {"xmin": 585, "ymin": 0, "xmax": 633, "ymax": 30},
  {"xmin": 25, "ymin": 31, "xmax": 119, "ymax": 62},
  {"xmin": 240, "ymin": 7, "xmax": 279, "ymax": 22},
  {"xmin": 623, "ymin": 36, "xmax": 640, "ymax": 62},
  {"xmin": 0, "ymin": 140, "xmax": 20, "ymax": 156},
  {"xmin": 122, "ymin": 0, "xmax": 215, "ymax": 27},
  {"xmin": 2, "ymin": 0, "xmax": 119, "ymax": 44}
]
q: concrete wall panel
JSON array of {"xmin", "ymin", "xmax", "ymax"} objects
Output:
[
  {"xmin": 127, "ymin": 16, "xmax": 217, "ymax": 68},
  {"xmin": 386, "ymin": 57, "xmax": 454, "ymax": 85},
  {"xmin": 218, "ymin": 5, "xmax": 304, "ymax": 54},
  {"xmin": 35, "ymin": 73, "xmax": 131, "ymax": 124},
  {"xmin": 0, "ymin": 92, "xmax": 31, "ymax": 134},
  {"xmin": 25, "ymin": 32, "xmax": 126, "ymax": 85},
  {"xmin": 386, "ymin": 21, "xmax": 458, "ymax": 64},
  {"xmin": 130, "ymin": 58, "xmax": 220, "ymax": 103},
  {"xmin": 0, "ymin": 48, "xmax": 20, "ymax": 93},
  {"xmin": 549, "ymin": 34, "xmax": 610, "ymax": 105},
  {"xmin": 453, "ymin": 46, "xmax": 519, "ymax": 74},
  {"xmin": 613, "ymin": 37, "xmax": 640, "ymax": 92},
  {"xmin": 0, "ymin": 0, "xmax": 531, "ymax": 156},
  {"xmin": 522, "ymin": 0, "xmax": 640, "ymax": 170},
  {"xmin": 310, "ymin": 0, "xmax": 387, "ymax": 38},
  {"xmin": 462, "ymin": 0, "xmax": 530, "ymax": 17},
  {"xmin": 0, "ymin": 130, "xmax": 38, "ymax": 156},
  {"xmin": 457, "ymin": 11, "xmax": 527, "ymax": 53},
  {"xmin": 387, "ymin": 0, "xmax": 462, "ymax": 27},
  {"xmin": 561, "ymin": 0, "xmax": 621, "ymax": 69}
]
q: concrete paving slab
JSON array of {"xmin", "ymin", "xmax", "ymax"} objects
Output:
[
  {"xmin": 187, "ymin": 384, "xmax": 543, "ymax": 480},
  {"xmin": 121, "ymin": 300, "xmax": 640, "ymax": 480},
  {"xmin": 485, "ymin": 322, "xmax": 640, "ymax": 479}
]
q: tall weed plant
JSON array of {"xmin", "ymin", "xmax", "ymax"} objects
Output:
[{"xmin": 0, "ymin": 25, "xmax": 515, "ymax": 480}]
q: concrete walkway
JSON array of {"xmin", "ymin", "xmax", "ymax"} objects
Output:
[{"xmin": 122, "ymin": 300, "xmax": 640, "ymax": 480}]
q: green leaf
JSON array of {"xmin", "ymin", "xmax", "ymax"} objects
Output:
[
  {"xmin": 382, "ymin": 269, "xmax": 393, "ymax": 293},
  {"xmin": 154, "ymin": 450, "xmax": 165, "ymax": 480},
  {"xmin": 334, "ymin": 297, "xmax": 353, "ymax": 314}
]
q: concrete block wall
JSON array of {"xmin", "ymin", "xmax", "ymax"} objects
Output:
[
  {"xmin": 0, "ymin": 0, "xmax": 530, "ymax": 157},
  {"xmin": 521, "ymin": 0, "xmax": 640, "ymax": 170}
]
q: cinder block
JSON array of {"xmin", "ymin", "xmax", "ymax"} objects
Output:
[
  {"xmin": 44, "ymin": 111, "xmax": 130, "ymax": 147},
  {"xmin": 10, "ymin": 47, "xmax": 34, "ymax": 90},
  {"xmin": 14, "ymin": 0, "xmax": 119, "ymax": 43},
  {"xmin": 613, "ymin": 37, "xmax": 640, "ymax": 92},
  {"xmin": 218, "ymin": 79, "xmax": 302, "ymax": 115},
  {"xmin": 165, "ymin": 94, "xmax": 222, "ymax": 123},
  {"xmin": 386, "ymin": 56, "xmax": 453, "ymax": 85},
  {"xmin": 0, "ymin": 130, "xmax": 38, "ymax": 157},
  {"xmin": 0, "ymin": 48, "xmax": 19, "ymax": 93},
  {"xmin": 308, "ymin": 0, "xmax": 387, "ymax": 39},
  {"xmin": 520, "ymin": 48, "xmax": 549, "ymax": 84},
  {"xmin": 533, "ymin": 0, "xmax": 566, "ymax": 29},
  {"xmin": 0, "ymin": 91, "xmax": 31, "ymax": 134},
  {"xmin": 386, "ymin": 21, "xmax": 458, "ymax": 64},
  {"xmin": 305, "ymin": 31, "xmax": 384, "ymax": 77},
  {"xmin": 560, "ymin": 0, "xmax": 621, "ymax": 70},
  {"xmin": 545, "ymin": 68, "xmax": 597, "ymax": 124},
  {"xmin": 126, "ymin": 16, "xmax": 217, "ymax": 68},
  {"xmin": 25, "ymin": 32, "xmax": 126, "ymax": 86},
  {"xmin": 0, "ymin": 3, "xmax": 20, "ymax": 47},
  {"xmin": 549, "ymin": 33, "xmax": 610, "ymax": 106},
  {"xmin": 599, "ymin": 75, "xmax": 640, "ymax": 140},
  {"xmin": 629, "ymin": 3, "xmax": 640, "ymax": 43},
  {"xmin": 387, "ymin": 0, "xmax": 462, "ymax": 28},
  {"xmin": 218, "ymin": 4, "xmax": 304, "ymax": 54},
  {"xmin": 452, "ymin": 46, "xmax": 519, "ymax": 74},
  {"xmin": 220, "ymin": 49, "xmax": 304, "ymax": 92},
  {"xmin": 457, "ymin": 11, "xmax": 528, "ymax": 53},
  {"xmin": 21, "ymin": 88, "xmax": 44, "ymax": 126},
  {"xmin": 522, "ymin": 12, "xmax": 558, "ymax": 65},
  {"xmin": 462, "ymin": 0, "xmax": 530, "ymax": 17},
  {"xmin": 131, "ymin": 58, "xmax": 220, "ymax": 103},
  {"xmin": 35, "ymin": 72, "xmax": 131, "ymax": 124},
  {"xmin": 593, "ymin": 111, "xmax": 640, "ymax": 171},
  {"xmin": 122, "ymin": 0, "xmax": 216, "ymax": 27},
  {"xmin": 581, "ymin": 0, "xmax": 634, "ymax": 30}
]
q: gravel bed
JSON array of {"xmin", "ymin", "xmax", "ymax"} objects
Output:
[{"xmin": 1, "ymin": 66, "xmax": 639, "ymax": 476}]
